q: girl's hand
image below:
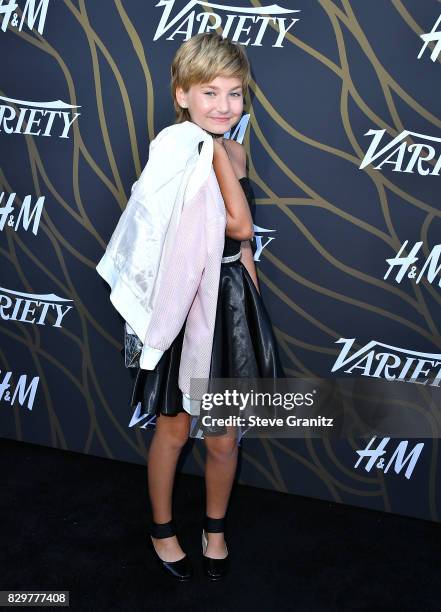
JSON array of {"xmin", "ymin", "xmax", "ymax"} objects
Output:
[{"xmin": 212, "ymin": 137, "xmax": 229, "ymax": 163}]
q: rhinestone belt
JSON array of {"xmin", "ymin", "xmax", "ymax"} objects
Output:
[{"xmin": 221, "ymin": 251, "xmax": 241, "ymax": 263}]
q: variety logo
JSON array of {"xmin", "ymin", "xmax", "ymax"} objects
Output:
[
  {"xmin": 253, "ymin": 223, "xmax": 276, "ymax": 262},
  {"xmin": 0, "ymin": 191, "xmax": 45, "ymax": 234},
  {"xmin": 359, "ymin": 129, "xmax": 441, "ymax": 175},
  {"xmin": 0, "ymin": 286, "xmax": 74, "ymax": 327},
  {"xmin": 418, "ymin": 14, "xmax": 441, "ymax": 62},
  {"xmin": 225, "ymin": 112, "xmax": 249, "ymax": 143},
  {"xmin": 129, "ymin": 403, "xmax": 157, "ymax": 429},
  {"xmin": 354, "ymin": 436, "xmax": 424, "ymax": 480},
  {"xmin": 385, "ymin": 240, "xmax": 441, "ymax": 288},
  {"xmin": 0, "ymin": 368, "xmax": 39, "ymax": 411},
  {"xmin": 0, "ymin": 95, "xmax": 80, "ymax": 138},
  {"xmin": 331, "ymin": 338, "xmax": 441, "ymax": 387},
  {"xmin": 0, "ymin": 0, "xmax": 50, "ymax": 34},
  {"xmin": 129, "ymin": 403, "xmax": 203, "ymax": 435},
  {"xmin": 153, "ymin": 0, "xmax": 300, "ymax": 47}
]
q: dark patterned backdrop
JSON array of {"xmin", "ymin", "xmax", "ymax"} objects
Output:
[{"xmin": 1, "ymin": 0, "xmax": 441, "ymax": 522}]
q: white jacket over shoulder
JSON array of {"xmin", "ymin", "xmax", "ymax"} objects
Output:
[{"xmin": 96, "ymin": 120, "xmax": 226, "ymax": 414}]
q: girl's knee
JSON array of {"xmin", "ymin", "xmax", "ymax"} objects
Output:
[
  {"xmin": 155, "ymin": 413, "xmax": 190, "ymax": 449},
  {"xmin": 205, "ymin": 435, "xmax": 238, "ymax": 460},
  {"xmin": 166, "ymin": 430, "xmax": 189, "ymax": 449}
]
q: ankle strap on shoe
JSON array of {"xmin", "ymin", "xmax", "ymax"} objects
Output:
[
  {"xmin": 204, "ymin": 515, "xmax": 225, "ymax": 533},
  {"xmin": 150, "ymin": 519, "xmax": 176, "ymax": 539}
]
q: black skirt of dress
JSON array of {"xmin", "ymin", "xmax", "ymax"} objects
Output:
[{"xmin": 129, "ymin": 259, "xmax": 285, "ymax": 418}]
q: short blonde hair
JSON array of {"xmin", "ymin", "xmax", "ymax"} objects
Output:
[{"xmin": 170, "ymin": 32, "xmax": 251, "ymax": 123}]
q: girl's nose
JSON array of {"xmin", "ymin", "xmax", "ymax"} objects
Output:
[{"xmin": 216, "ymin": 97, "xmax": 231, "ymax": 112}]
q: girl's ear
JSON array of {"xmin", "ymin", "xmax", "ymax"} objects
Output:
[{"xmin": 175, "ymin": 86, "xmax": 185, "ymax": 107}]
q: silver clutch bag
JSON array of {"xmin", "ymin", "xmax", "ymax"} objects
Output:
[{"xmin": 124, "ymin": 322, "xmax": 142, "ymax": 368}]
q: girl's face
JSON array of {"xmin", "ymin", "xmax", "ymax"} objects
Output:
[{"xmin": 176, "ymin": 75, "xmax": 244, "ymax": 135}]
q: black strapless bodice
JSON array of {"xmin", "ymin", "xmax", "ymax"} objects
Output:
[{"xmin": 222, "ymin": 176, "xmax": 255, "ymax": 258}]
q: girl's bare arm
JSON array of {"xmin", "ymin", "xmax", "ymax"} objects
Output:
[
  {"xmin": 240, "ymin": 239, "xmax": 260, "ymax": 293},
  {"xmin": 212, "ymin": 140, "xmax": 254, "ymax": 241}
]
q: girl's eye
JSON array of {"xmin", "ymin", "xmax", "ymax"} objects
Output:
[{"xmin": 204, "ymin": 92, "xmax": 242, "ymax": 97}]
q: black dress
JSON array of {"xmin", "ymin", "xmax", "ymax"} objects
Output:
[{"xmin": 130, "ymin": 176, "xmax": 285, "ymax": 417}]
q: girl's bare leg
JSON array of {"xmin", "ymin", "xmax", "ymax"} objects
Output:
[
  {"xmin": 203, "ymin": 427, "xmax": 238, "ymax": 558},
  {"xmin": 147, "ymin": 411, "xmax": 191, "ymax": 562}
]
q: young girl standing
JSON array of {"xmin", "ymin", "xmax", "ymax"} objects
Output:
[{"xmin": 131, "ymin": 32, "xmax": 285, "ymax": 581}]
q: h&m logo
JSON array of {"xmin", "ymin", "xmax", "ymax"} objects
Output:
[
  {"xmin": 0, "ymin": 0, "xmax": 50, "ymax": 34},
  {"xmin": 0, "ymin": 368, "xmax": 39, "ymax": 411},
  {"xmin": 385, "ymin": 240, "xmax": 441, "ymax": 288},
  {"xmin": 354, "ymin": 436, "xmax": 424, "ymax": 480},
  {"xmin": 0, "ymin": 191, "xmax": 45, "ymax": 234},
  {"xmin": 418, "ymin": 14, "xmax": 441, "ymax": 62}
]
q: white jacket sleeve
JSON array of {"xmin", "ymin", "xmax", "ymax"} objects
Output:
[
  {"xmin": 139, "ymin": 180, "xmax": 208, "ymax": 370},
  {"xmin": 95, "ymin": 128, "xmax": 185, "ymax": 335}
]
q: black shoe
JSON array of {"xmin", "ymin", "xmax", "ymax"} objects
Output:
[
  {"xmin": 201, "ymin": 515, "xmax": 229, "ymax": 581},
  {"xmin": 149, "ymin": 519, "xmax": 192, "ymax": 581}
]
